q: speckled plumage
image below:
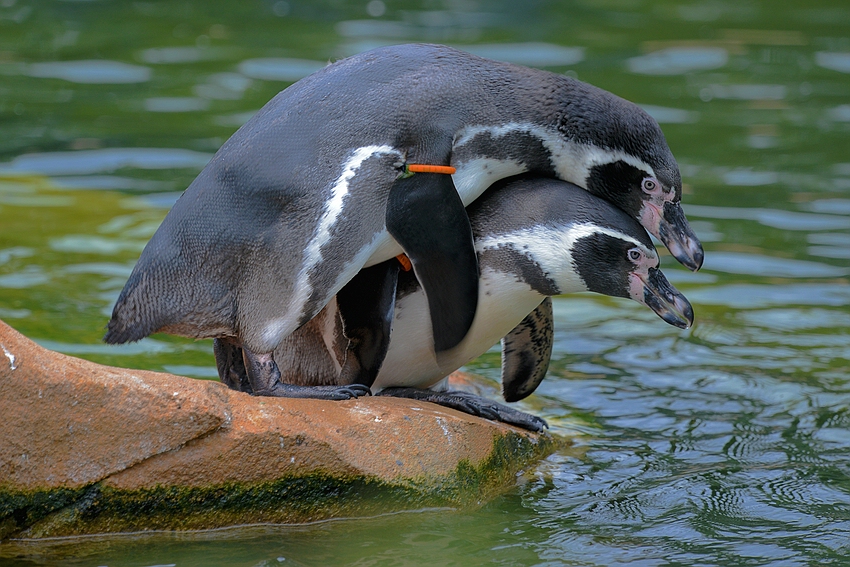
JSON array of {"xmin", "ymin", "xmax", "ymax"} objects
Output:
[
  {"xmin": 104, "ymin": 43, "xmax": 699, "ymax": 400},
  {"xmin": 266, "ymin": 177, "xmax": 693, "ymax": 419}
]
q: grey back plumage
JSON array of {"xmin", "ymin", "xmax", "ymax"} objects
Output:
[{"xmin": 106, "ymin": 43, "xmax": 676, "ymax": 353}]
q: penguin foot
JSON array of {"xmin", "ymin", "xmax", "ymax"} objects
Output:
[
  {"xmin": 238, "ymin": 346, "xmax": 371, "ymax": 400},
  {"xmin": 377, "ymin": 387, "xmax": 548, "ymax": 432},
  {"xmin": 253, "ymin": 383, "xmax": 373, "ymax": 400},
  {"xmin": 213, "ymin": 338, "xmax": 252, "ymax": 392}
]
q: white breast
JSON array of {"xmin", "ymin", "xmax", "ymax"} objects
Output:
[{"xmin": 371, "ymin": 267, "xmax": 546, "ymax": 391}]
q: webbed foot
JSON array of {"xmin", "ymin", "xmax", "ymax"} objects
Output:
[
  {"xmin": 216, "ymin": 341, "xmax": 373, "ymax": 400},
  {"xmin": 257, "ymin": 383, "xmax": 373, "ymax": 400},
  {"xmin": 377, "ymin": 387, "xmax": 548, "ymax": 432}
]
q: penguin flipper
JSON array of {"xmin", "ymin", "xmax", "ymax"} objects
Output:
[
  {"xmin": 386, "ymin": 173, "xmax": 478, "ymax": 353},
  {"xmin": 336, "ymin": 260, "xmax": 400, "ymax": 387},
  {"xmin": 377, "ymin": 388, "xmax": 548, "ymax": 432},
  {"xmin": 501, "ymin": 297, "xmax": 554, "ymax": 403}
]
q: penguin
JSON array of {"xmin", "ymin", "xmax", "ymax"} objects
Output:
[
  {"xmin": 105, "ymin": 43, "xmax": 702, "ymax": 400},
  {"xmin": 220, "ymin": 176, "xmax": 694, "ymax": 432}
]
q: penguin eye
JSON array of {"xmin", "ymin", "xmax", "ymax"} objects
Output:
[
  {"xmin": 628, "ymin": 249, "xmax": 642, "ymax": 262},
  {"xmin": 641, "ymin": 177, "xmax": 658, "ymax": 193}
]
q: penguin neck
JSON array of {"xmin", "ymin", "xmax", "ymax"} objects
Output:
[{"xmin": 450, "ymin": 122, "xmax": 658, "ymax": 207}]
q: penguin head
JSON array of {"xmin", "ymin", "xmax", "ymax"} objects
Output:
[
  {"xmin": 570, "ymin": 228, "xmax": 694, "ymax": 329},
  {"xmin": 557, "ymin": 89, "xmax": 704, "ymax": 272},
  {"xmin": 470, "ymin": 175, "xmax": 694, "ymax": 329}
]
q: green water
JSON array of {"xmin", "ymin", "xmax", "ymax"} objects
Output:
[{"xmin": 1, "ymin": 0, "xmax": 849, "ymax": 564}]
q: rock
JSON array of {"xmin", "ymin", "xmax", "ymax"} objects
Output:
[{"xmin": 0, "ymin": 320, "xmax": 558, "ymax": 539}]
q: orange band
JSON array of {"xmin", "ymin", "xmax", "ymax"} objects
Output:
[
  {"xmin": 396, "ymin": 254, "xmax": 413, "ymax": 272},
  {"xmin": 406, "ymin": 164, "xmax": 456, "ymax": 175}
]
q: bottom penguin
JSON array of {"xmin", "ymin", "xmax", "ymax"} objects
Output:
[{"xmin": 217, "ymin": 175, "xmax": 694, "ymax": 432}]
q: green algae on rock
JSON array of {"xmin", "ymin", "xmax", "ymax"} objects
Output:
[{"xmin": 0, "ymin": 319, "xmax": 559, "ymax": 539}]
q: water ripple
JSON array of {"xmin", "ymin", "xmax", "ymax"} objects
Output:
[
  {"xmin": 26, "ymin": 60, "xmax": 152, "ymax": 84},
  {"xmin": 194, "ymin": 72, "xmax": 253, "ymax": 100},
  {"xmin": 738, "ymin": 308, "xmax": 850, "ymax": 331},
  {"xmin": 138, "ymin": 46, "xmax": 233, "ymax": 64},
  {"xmin": 639, "ymin": 104, "xmax": 700, "ymax": 124},
  {"xmin": 50, "ymin": 235, "xmax": 146, "ymax": 254},
  {"xmin": 702, "ymin": 251, "xmax": 848, "ymax": 278},
  {"xmin": 459, "ymin": 43, "xmax": 585, "ymax": 67},
  {"xmin": 1, "ymin": 148, "xmax": 212, "ymax": 176},
  {"xmin": 144, "ymin": 97, "xmax": 210, "ymax": 112},
  {"xmin": 0, "ymin": 266, "xmax": 49, "ymax": 288},
  {"xmin": 808, "ymin": 246, "xmax": 850, "ymax": 260},
  {"xmin": 627, "ymin": 47, "xmax": 728, "ymax": 75},
  {"xmin": 815, "ymin": 52, "xmax": 850, "ymax": 74},
  {"xmin": 0, "ymin": 246, "xmax": 34, "ymax": 265},
  {"xmin": 688, "ymin": 204, "xmax": 850, "ymax": 230},
  {"xmin": 688, "ymin": 283, "xmax": 850, "ymax": 308},
  {"xmin": 35, "ymin": 337, "xmax": 180, "ymax": 355},
  {"xmin": 805, "ymin": 198, "xmax": 850, "ymax": 215},
  {"xmin": 703, "ymin": 84, "xmax": 787, "ymax": 100},
  {"xmin": 238, "ymin": 58, "xmax": 328, "ymax": 81}
]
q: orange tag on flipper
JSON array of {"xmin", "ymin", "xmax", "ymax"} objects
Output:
[
  {"xmin": 405, "ymin": 164, "xmax": 456, "ymax": 175},
  {"xmin": 396, "ymin": 254, "xmax": 413, "ymax": 272}
]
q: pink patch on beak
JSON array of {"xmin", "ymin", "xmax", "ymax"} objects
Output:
[
  {"xmin": 640, "ymin": 201, "xmax": 664, "ymax": 240},
  {"xmin": 628, "ymin": 273, "xmax": 645, "ymax": 303}
]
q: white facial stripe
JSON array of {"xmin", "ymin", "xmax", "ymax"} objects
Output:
[
  {"xmin": 476, "ymin": 222, "xmax": 655, "ymax": 293},
  {"xmin": 314, "ymin": 144, "xmax": 398, "ymax": 259},
  {"xmin": 453, "ymin": 123, "xmax": 532, "ymax": 148},
  {"xmin": 453, "ymin": 122, "xmax": 657, "ymax": 186},
  {"xmin": 263, "ymin": 145, "xmax": 399, "ymax": 346}
]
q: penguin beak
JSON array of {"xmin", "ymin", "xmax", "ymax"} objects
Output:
[
  {"xmin": 641, "ymin": 267, "xmax": 694, "ymax": 329},
  {"xmin": 658, "ymin": 201, "xmax": 704, "ymax": 272}
]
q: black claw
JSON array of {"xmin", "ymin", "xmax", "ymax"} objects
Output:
[
  {"xmin": 522, "ymin": 416, "xmax": 549, "ymax": 432},
  {"xmin": 339, "ymin": 384, "xmax": 373, "ymax": 398}
]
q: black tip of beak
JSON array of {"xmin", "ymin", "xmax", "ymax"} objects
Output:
[
  {"xmin": 685, "ymin": 244, "xmax": 705, "ymax": 272},
  {"xmin": 660, "ymin": 202, "xmax": 704, "ymax": 272},
  {"xmin": 644, "ymin": 268, "xmax": 694, "ymax": 329},
  {"xmin": 668, "ymin": 298, "xmax": 695, "ymax": 330}
]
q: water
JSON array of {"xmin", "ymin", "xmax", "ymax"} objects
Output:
[{"xmin": 1, "ymin": 0, "xmax": 849, "ymax": 564}]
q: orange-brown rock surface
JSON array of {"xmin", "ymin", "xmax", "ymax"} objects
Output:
[{"xmin": 0, "ymin": 319, "xmax": 556, "ymax": 539}]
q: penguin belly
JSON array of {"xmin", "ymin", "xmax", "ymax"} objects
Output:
[{"xmin": 372, "ymin": 267, "xmax": 546, "ymax": 391}]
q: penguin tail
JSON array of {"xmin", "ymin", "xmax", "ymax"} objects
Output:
[
  {"xmin": 103, "ymin": 316, "xmax": 149, "ymax": 345},
  {"xmin": 103, "ymin": 276, "xmax": 164, "ymax": 345}
]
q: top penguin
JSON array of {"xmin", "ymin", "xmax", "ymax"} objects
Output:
[{"xmin": 105, "ymin": 43, "xmax": 703, "ymax": 397}]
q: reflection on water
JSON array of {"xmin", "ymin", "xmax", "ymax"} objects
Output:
[
  {"xmin": 460, "ymin": 42, "xmax": 585, "ymax": 67},
  {"xmin": 0, "ymin": 0, "xmax": 849, "ymax": 565},
  {"xmin": 143, "ymin": 97, "xmax": 211, "ymax": 113},
  {"xmin": 687, "ymin": 203, "xmax": 850, "ymax": 230},
  {"xmin": 25, "ymin": 60, "xmax": 152, "ymax": 84},
  {"xmin": 627, "ymin": 46, "xmax": 728, "ymax": 75},
  {"xmin": 238, "ymin": 57, "xmax": 328, "ymax": 81},
  {"xmin": 138, "ymin": 46, "xmax": 234, "ymax": 64},
  {"xmin": 703, "ymin": 251, "xmax": 848, "ymax": 278},
  {"xmin": 639, "ymin": 104, "xmax": 700, "ymax": 124},
  {"xmin": 815, "ymin": 52, "xmax": 850, "ymax": 74},
  {"xmin": 2, "ymin": 148, "xmax": 212, "ymax": 176}
]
